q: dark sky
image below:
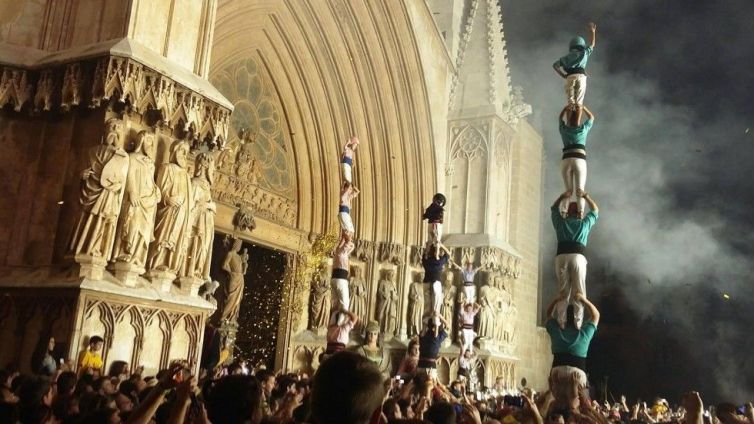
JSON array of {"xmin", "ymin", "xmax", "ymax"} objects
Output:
[{"xmin": 500, "ymin": 0, "xmax": 754, "ymax": 403}]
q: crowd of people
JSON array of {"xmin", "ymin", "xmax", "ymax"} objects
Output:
[{"xmin": 1, "ymin": 341, "xmax": 753, "ymax": 424}]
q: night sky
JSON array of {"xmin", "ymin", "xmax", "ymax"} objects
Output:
[{"xmin": 500, "ymin": 1, "xmax": 754, "ymax": 403}]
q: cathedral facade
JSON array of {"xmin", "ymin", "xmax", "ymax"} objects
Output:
[{"xmin": 0, "ymin": 0, "xmax": 550, "ymax": 389}]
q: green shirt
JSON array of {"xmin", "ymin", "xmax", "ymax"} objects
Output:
[
  {"xmin": 559, "ymin": 118, "xmax": 593, "ymax": 149},
  {"xmin": 546, "ymin": 319, "xmax": 597, "ymax": 358},
  {"xmin": 551, "ymin": 206, "xmax": 598, "ymax": 246}
]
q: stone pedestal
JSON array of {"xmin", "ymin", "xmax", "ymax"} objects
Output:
[
  {"xmin": 74, "ymin": 255, "xmax": 107, "ymax": 280},
  {"xmin": 111, "ymin": 262, "xmax": 145, "ymax": 288},
  {"xmin": 179, "ymin": 276, "xmax": 204, "ymax": 297},
  {"xmin": 148, "ymin": 270, "xmax": 176, "ymax": 293}
]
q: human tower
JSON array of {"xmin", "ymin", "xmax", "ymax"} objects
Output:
[
  {"xmin": 323, "ymin": 137, "xmax": 361, "ymax": 356},
  {"xmin": 546, "ymin": 22, "xmax": 602, "ymax": 411}
]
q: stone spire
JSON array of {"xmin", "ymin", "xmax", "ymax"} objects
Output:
[{"xmin": 448, "ymin": 0, "xmax": 513, "ymax": 117}]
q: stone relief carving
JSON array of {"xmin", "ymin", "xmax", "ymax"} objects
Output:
[
  {"xmin": 0, "ymin": 67, "xmax": 33, "ymax": 112},
  {"xmin": 409, "ymin": 245, "xmax": 423, "ymax": 268},
  {"xmin": 375, "ymin": 269, "xmax": 398, "ymax": 337},
  {"xmin": 353, "ymin": 240, "xmax": 373, "ymax": 262},
  {"xmin": 112, "ymin": 131, "xmax": 160, "ymax": 265},
  {"xmin": 212, "ymin": 174, "xmax": 295, "ymax": 227},
  {"xmin": 146, "ymin": 141, "xmax": 193, "ymax": 285},
  {"xmin": 502, "ymin": 86, "xmax": 533, "ymax": 126},
  {"xmin": 111, "ymin": 131, "xmax": 161, "ymax": 285},
  {"xmin": 69, "ymin": 118, "xmax": 130, "ymax": 277},
  {"xmin": 478, "ymin": 283, "xmax": 497, "ymax": 339},
  {"xmin": 0, "ymin": 57, "xmax": 230, "ymax": 144},
  {"xmin": 348, "ymin": 266, "xmax": 367, "ymax": 332},
  {"xmin": 233, "ymin": 203, "xmax": 257, "ymax": 233},
  {"xmin": 450, "ymin": 125, "xmax": 488, "ymax": 162},
  {"xmin": 308, "ymin": 268, "xmax": 330, "ymax": 331},
  {"xmin": 441, "ymin": 272, "xmax": 457, "ymax": 331},
  {"xmin": 378, "ymin": 242, "xmax": 405, "ymax": 266},
  {"xmin": 183, "ymin": 152, "xmax": 216, "ymax": 280},
  {"xmin": 407, "ymin": 280, "xmax": 424, "ymax": 337},
  {"xmin": 220, "ymin": 238, "xmax": 248, "ymax": 324}
]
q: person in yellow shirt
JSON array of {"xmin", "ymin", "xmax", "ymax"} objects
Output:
[{"xmin": 78, "ymin": 335, "xmax": 104, "ymax": 376}]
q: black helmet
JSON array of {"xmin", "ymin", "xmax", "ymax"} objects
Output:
[{"xmin": 432, "ymin": 193, "xmax": 446, "ymax": 206}]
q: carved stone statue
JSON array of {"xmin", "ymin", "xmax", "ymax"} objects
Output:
[
  {"xmin": 349, "ymin": 266, "xmax": 367, "ymax": 331},
  {"xmin": 308, "ymin": 268, "xmax": 330, "ymax": 330},
  {"xmin": 112, "ymin": 131, "xmax": 161, "ymax": 276},
  {"xmin": 147, "ymin": 140, "xmax": 192, "ymax": 285},
  {"xmin": 69, "ymin": 118, "xmax": 130, "ymax": 277},
  {"xmin": 220, "ymin": 238, "xmax": 248, "ymax": 323},
  {"xmin": 478, "ymin": 284, "xmax": 498, "ymax": 339},
  {"xmin": 183, "ymin": 152, "xmax": 216, "ymax": 280},
  {"xmin": 375, "ymin": 269, "xmax": 398, "ymax": 336},
  {"xmin": 234, "ymin": 143, "xmax": 259, "ymax": 184},
  {"xmin": 440, "ymin": 272, "xmax": 457, "ymax": 331},
  {"xmin": 407, "ymin": 280, "xmax": 424, "ymax": 337}
]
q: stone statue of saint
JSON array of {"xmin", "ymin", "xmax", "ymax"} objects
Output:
[
  {"xmin": 112, "ymin": 130, "xmax": 161, "ymax": 268},
  {"xmin": 183, "ymin": 152, "xmax": 216, "ymax": 279},
  {"xmin": 440, "ymin": 272, "xmax": 457, "ymax": 331},
  {"xmin": 375, "ymin": 270, "xmax": 398, "ymax": 336},
  {"xmin": 478, "ymin": 284, "xmax": 498, "ymax": 339},
  {"xmin": 234, "ymin": 143, "xmax": 259, "ymax": 184},
  {"xmin": 220, "ymin": 238, "xmax": 248, "ymax": 323},
  {"xmin": 69, "ymin": 118, "xmax": 130, "ymax": 262},
  {"xmin": 407, "ymin": 280, "xmax": 424, "ymax": 337},
  {"xmin": 352, "ymin": 320, "xmax": 391, "ymax": 378},
  {"xmin": 349, "ymin": 266, "xmax": 367, "ymax": 331},
  {"xmin": 308, "ymin": 268, "xmax": 330, "ymax": 330},
  {"xmin": 147, "ymin": 141, "xmax": 192, "ymax": 275}
]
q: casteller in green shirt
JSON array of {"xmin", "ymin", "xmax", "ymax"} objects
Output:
[
  {"xmin": 546, "ymin": 318, "xmax": 597, "ymax": 358},
  {"xmin": 551, "ymin": 206, "xmax": 598, "ymax": 246},
  {"xmin": 559, "ymin": 118, "xmax": 593, "ymax": 149}
]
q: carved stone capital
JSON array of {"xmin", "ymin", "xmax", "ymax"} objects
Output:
[{"xmin": 0, "ymin": 56, "xmax": 231, "ymax": 144}]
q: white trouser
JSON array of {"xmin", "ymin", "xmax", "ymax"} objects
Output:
[
  {"xmin": 550, "ymin": 366, "xmax": 588, "ymax": 405},
  {"xmin": 554, "ymin": 254, "xmax": 587, "ymax": 329},
  {"xmin": 330, "ymin": 278, "xmax": 350, "ymax": 311},
  {"xmin": 338, "ymin": 212, "xmax": 354, "ymax": 233},
  {"xmin": 565, "ymin": 74, "xmax": 587, "ymax": 105},
  {"xmin": 462, "ymin": 284, "xmax": 476, "ymax": 304},
  {"xmin": 342, "ymin": 163, "xmax": 352, "ymax": 183},
  {"xmin": 460, "ymin": 328, "xmax": 475, "ymax": 354},
  {"xmin": 559, "ymin": 158, "xmax": 587, "ymax": 216},
  {"xmin": 425, "ymin": 280, "xmax": 443, "ymax": 326},
  {"xmin": 426, "ymin": 223, "xmax": 442, "ymax": 245}
]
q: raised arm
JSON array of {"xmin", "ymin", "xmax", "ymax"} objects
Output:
[
  {"xmin": 552, "ymin": 62, "xmax": 567, "ymax": 79},
  {"xmin": 545, "ymin": 296, "xmax": 562, "ymax": 320},
  {"xmin": 580, "ymin": 191, "xmax": 599, "ymax": 213},
  {"xmin": 552, "ymin": 191, "xmax": 572, "ymax": 209},
  {"xmin": 588, "ymin": 22, "xmax": 597, "ymax": 48},
  {"xmin": 582, "ymin": 106, "xmax": 595, "ymax": 121},
  {"xmin": 559, "ymin": 105, "xmax": 569, "ymax": 123},
  {"xmin": 575, "ymin": 293, "xmax": 600, "ymax": 325}
]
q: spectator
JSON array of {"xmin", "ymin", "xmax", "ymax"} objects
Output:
[
  {"xmin": 310, "ymin": 351, "xmax": 384, "ymax": 424},
  {"xmin": 205, "ymin": 374, "xmax": 263, "ymax": 424},
  {"xmin": 78, "ymin": 336, "xmax": 105, "ymax": 377}
]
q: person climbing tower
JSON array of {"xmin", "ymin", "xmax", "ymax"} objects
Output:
[
  {"xmin": 341, "ymin": 136, "xmax": 359, "ymax": 183},
  {"xmin": 553, "ymin": 22, "xmax": 597, "ymax": 106},
  {"xmin": 551, "ymin": 190, "xmax": 599, "ymax": 330},
  {"xmin": 558, "ymin": 104, "xmax": 595, "ymax": 217},
  {"xmin": 451, "ymin": 259, "xmax": 484, "ymax": 304},
  {"xmin": 422, "ymin": 243, "xmax": 453, "ymax": 328},
  {"xmin": 423, "ymin": 193, "xmax": 446, "ymax": 259}
]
